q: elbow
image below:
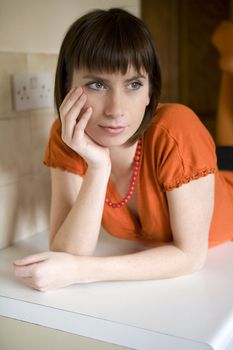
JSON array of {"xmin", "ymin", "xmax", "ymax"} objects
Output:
[
  {"xmin": 174, "ymin": 241, "xmax": 208, "ymax": 275},
  {"xmin": 189, "ymin": 253, "xmax": 207, "ymax": 274},
  {"xmin": 49, "ymin": 238, "xmax": 95, "ymax": 256}
]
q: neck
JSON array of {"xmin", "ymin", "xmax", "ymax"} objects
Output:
[{"xmin": 109, "ymin": 142, "xmax": 138, "ymax": 178}]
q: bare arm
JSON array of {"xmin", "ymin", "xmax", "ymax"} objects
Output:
[
  {"xmin": 14, "ymin": 174, "xmax": 215, "ymax": 291},
  {"xmin": 50, "ymin": 166, "xmax": 110, "ymax": 255},
  {"xmin": 49, "ymin": 87, "xmax": 111, "ymax": 255}
]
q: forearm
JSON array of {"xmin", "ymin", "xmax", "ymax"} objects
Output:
[
  {"xmin": 80, "ymin": 244, "xmax": 205, "ymax": 283},
  {"xmin": 51, "ymin": 165, "xmax": 110, "ymax": 255},
  {"xmin": 13, "ymin": 243, "xmax": 206, "ymax": 292}
]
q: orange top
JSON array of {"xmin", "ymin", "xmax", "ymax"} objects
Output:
[{"xmin": 44, "ymin": 103, "xmax": 233, "ymax": 248}]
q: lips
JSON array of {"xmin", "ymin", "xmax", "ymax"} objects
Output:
[
  {"xmin": 100, "ymin": 124, "xmax": 125, "ymax": 128},
  {"xmin": 99, "ymin": 125, "xmax": 125, "ymax": 135}
]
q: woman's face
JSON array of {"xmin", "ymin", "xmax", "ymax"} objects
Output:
[{"xmin": 71, "ymin": 66, "xmax": 150, "ymax": 147}]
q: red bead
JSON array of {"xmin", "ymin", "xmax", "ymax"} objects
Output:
[{"xmin": 112, "ymin": 203, "xmax": 117, "ymax": 208}]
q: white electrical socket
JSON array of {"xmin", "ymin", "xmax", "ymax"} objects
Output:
[{"xmin": 11, "ymin": 72, "xmax": 54, "ymax": 111}]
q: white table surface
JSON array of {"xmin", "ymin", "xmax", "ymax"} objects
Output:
[{"xmin": 0, "ymin": 230, "xmax": 233, "ymax": 350}]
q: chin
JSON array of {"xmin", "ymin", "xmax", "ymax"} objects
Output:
[{"xmin": 87, "ymin": 132, "xmax": 128, "ymax": 148}]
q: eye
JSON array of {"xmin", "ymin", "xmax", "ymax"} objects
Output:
[
  {"xmin": 128, "ymin": 81, "xmax": 143, "ymax": 90},
  {"xmin": 86, "ymin": 81, "xmax": 106, "ymax": 91}
]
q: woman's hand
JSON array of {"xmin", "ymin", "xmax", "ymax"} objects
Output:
[
  {"xmin": 60, "ymin": 87, "xmax": 110, "ymax": 169},
  {"xmin": 13, "ymin": 252, "xmax": 88, "ymax": 292}
]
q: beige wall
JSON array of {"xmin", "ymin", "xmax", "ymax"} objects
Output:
[
  {"xmin": 0, "ymin": 0, "xmax": 140, "ymax": 53},
  {"xmin": 0, "ymin": 0, "xmax": 140, "ymax": 249}
]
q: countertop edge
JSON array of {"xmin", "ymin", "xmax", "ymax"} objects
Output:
[{"xmin": 0, "ymin": 295, "xmax": 212, "ymax": 350}]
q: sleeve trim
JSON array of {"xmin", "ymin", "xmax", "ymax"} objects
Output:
[
  {"xmin": 161, "ymin": 167, "xmax": 217, "ymax": 192},
  {"xmin": 43, "ymin": 159, "xmax": 86, "ymax": 176}
]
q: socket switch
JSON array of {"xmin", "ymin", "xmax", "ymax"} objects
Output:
[{"xmin": 12, "ymin": 72, "xmax": 54, "ymax": 111}]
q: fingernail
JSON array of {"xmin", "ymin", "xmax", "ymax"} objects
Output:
[{"xmin": 87, "ymin": 106, "xmax": 92, "ymax": 112}]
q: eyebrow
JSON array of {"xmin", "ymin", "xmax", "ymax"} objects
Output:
[{"xmin": 82, "ymin": 74, "xmax": 147, "ymax": 83}]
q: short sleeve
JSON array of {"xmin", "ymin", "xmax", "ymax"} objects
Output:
[
  {"xmin": 154, "ymin": 104, "xmax": 217, "ymax": 192},
  {"xmin": 43, "ymin": 118, "xmax": 87, "ymax": 176}
]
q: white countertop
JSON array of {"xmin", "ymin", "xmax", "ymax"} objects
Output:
[{"xmin": 0, "ymin": 230, "xmax": 233, "ymax": 350}]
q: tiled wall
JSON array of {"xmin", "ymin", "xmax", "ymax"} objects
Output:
[{"xmin": 0, "ymin": 52, "xmax": 58, "ymax": 249}]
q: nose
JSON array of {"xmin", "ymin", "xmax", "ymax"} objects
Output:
[{"xmin": 104, "ymin": 90, "xmax": 125, "ymax": 118}]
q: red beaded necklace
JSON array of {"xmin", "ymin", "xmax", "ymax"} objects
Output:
[{"xmin": 105, "ymin": 139, "xmax": 142, "ymax": 208}]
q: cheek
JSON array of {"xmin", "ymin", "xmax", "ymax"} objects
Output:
[
  {"xmin": 146, "ymin": 94, "xmax": 150, "ymax": 106},
  {"xmin": 144, "ymin": 87, "xmax": 150, "ymax": 106},
  {"xmin": 135, "ymin": 94, "xmax": 150, "ymax": 110},
  {"xmin": 133, "ymin": 89, "xmax": 150, "ymax": 109}
]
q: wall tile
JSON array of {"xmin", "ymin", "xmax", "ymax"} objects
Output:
[
  {"xmin": 0, "ymin": 117, "xmax": 33, "ymax": 186},
  {"xmin": 0, "ymin": 176, "xmax": 36, "ymax": 248},
  {"xmin": 30, "ymin": 110, "xmax": 55, "ymax": 175},
  {"xmin": 33, "ymin": 174, "xmax": 51, "ymax": 236},
  {"xmin": 27, "ymin": 53, "xmax": 57, "ymax": 75},
  {"xmin": 0, "ymin": 173, "xmax": 51, "ymax": 249},
  {"xmin": 0, "ymin": 52, "xmax": 28, "ymax": 119}
]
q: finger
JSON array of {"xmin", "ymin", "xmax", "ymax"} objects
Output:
[
  {"xmin": 20, "ymin": 277, "xmax": 38, "ymax": 290},
  {"xmin": 61, "ymin": 93, "xmax": 88, "ymax": 142},
  {"xmin": 60, "ymin": 87, "xmax": 83, "ymax": 139},
  {"xmin": 20, "ymin": 277, "xmax": 47, "ymax": 292},
  {"xmin": 58, "ymin": 87, "xmax": 76, "ymax": 118},
  {"xmin": 60, "ymin": 87, "xmax": 80, "ymax": 112},
  {"xmin": 73, "ymin": 106, "xmax": 92, "ymax": 140},
  {"xmin": 60, "ymin": 87, "xmax": 83, "ymax": 120},
  {"xmin": 13, "ymin": 265, "xmax": 35, "ymax": 278},
  {"xmin": 13, "ymin": 252, "xmax": 49, "ymax": 266}
]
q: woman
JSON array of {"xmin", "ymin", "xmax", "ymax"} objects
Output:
[{"xmin": 14, "ymin": 8, "xmax": 233, "ymax": 291}]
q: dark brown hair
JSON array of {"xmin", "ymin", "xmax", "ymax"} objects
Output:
[{"xmin": 54, "ymin": 8, "xmax": 161, "ymax": 144}]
